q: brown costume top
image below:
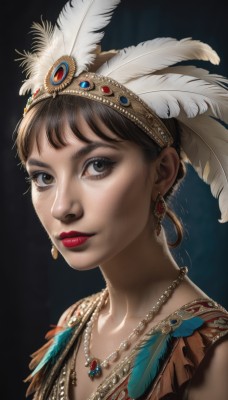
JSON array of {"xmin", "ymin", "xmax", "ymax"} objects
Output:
[{"xmin": 25, "ymin": 294, "xmax": 228, "ymax": 400}]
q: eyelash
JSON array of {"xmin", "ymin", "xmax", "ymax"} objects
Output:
[
  {"xmin": 25, "ymin": 172, "xmax": 54, "ymax": 191},
  {"xmin": 26, "ymin": 157, "xmax": 116, "ymax": 189},
  {"xmin": 83, "ymin": 157, "xmax": 116, "ymax": 179}
]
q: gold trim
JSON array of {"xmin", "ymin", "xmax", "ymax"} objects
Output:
[
  {"xmin": 36, "ymin": 293, "xmax": 100, "ymax": 399},
  {"xmin": 24, "ymin": 72, "xmax": 173, "ymax": 149}
]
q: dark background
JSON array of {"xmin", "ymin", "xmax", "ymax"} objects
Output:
[{"xmin": 1, "ymin": 0, "xmax": 228, "ymax": 398}]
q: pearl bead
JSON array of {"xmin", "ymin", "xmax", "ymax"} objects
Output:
[
  {"xmin": 83, "ymin": 268, "xmax": 187, "ymax": 372},
  {"xmin": 137, "ymin": 321, "xmax": 146, "ymax": 332},
  {"xmin": 102, "ymin": 360, "xmax": 109, "ymax": 368},
  {"xmin": 108, "ymin": 351, "xmax": 119, "ymax": 362},
  {"xmin": 119, "ymin": 340, "xmax": 129, "ymax": 351}
]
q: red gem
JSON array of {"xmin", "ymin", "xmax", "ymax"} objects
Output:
[
  {"xmin": 101, "ymin": 85, "xmax": 112, "ymax": 94},
  {"xmin": 54, "ymin": 67, "xmax": 64, "ymax": 82},
  {"xmin": 33, "ymin": 88, "xmax": 40, "ymax": 98},
  {"xmin": 90, "ymin": 360, "xmax": 97, "ymax": 371},
  {"xmin": 156, "ymin": 201, "xmax": 165, "ymax": 215}
]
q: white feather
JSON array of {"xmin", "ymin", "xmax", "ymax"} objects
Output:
[
  {"xmin": 57, "ymin": 0, "xmax": 120, "ymax": 75},
  {"xmin": 179, "ymin": 115, "xmax": 228, "ymax": 222},
  {"xmin": 30, "ymin": 20, "xmax": 55, "ymax": 54},
  {"xmin": 19, "ymin": 0, "xmax": 120, "ymax": 94},
  {"xmin": 97, "ymin": 38, "xmax": 220, "ymax": 83},
  {"xmin": 18, "ymin": 22, "xmax": 62, "ymax": 94},
  {"xmin": 153, "ymin": 65, "xmax": 228, "ymax": 88},
  {"xmin": 126, "ymin": 73, "xmax": 228, "ymax": 122}
]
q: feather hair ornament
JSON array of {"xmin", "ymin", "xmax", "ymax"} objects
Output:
[
  {"xmin": 18, "ymin": 0, "xmax": 228, "ymax": 222},
  {"xmin": 179, "ymin": 115, "xmax": 228, "ymax": 223},
  {"xmin": 97, "ymin": 37, "xmax": 220, "ymax": 82},
  {"xmin": 126, "ymin": 73, "xmax": 228, "ymax": 121},
  {"xmin": 19, "ymin": 0, "xmax": 121, "ymax": 95}
]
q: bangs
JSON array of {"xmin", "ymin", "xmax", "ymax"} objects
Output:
[{"xmin": 16, "ymin": 95, "xmax": 178, "ymax": 164}]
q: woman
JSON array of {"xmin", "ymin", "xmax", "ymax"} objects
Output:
[{"xmin": 16, "ymin": 0, "xmax": 228, "ymax": 399}]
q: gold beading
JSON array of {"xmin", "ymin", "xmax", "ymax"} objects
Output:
[{"xmin": 24, "ymin": 71, "xmax": 173, "ymax": 149}]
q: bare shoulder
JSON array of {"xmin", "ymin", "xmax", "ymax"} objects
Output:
[{"xmin": 187, "ymin": 337, "xmax": 228, "ymax": 400}]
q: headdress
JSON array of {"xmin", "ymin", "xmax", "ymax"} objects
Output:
[{"xmin": 18, "ymin": 0, "xmax": 228, "ymax": 222}]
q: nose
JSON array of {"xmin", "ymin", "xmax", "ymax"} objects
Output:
[{"xmin": 51, "ymin": 183, "xmax": 83, "ymax": 222}]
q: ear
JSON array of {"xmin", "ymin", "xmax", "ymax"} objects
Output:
[{"xmin": 152, "ymin": 147, "xmax": 180, "ymax": 198}]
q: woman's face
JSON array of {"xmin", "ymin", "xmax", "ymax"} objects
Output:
[{"xmin": 26, "ymin": 114, "xmax": 157, "ymax": 270}]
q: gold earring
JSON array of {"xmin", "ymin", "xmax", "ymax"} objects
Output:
[
  {"xmin": 153, "ymin": 193, "xmax": 167, "ymax": 236},
  {"xmin": 51, "ymin": 244, "xmax": 58, "ymax": 260}
]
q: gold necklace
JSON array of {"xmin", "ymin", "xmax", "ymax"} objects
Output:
[{"xmin": 84, "ymin": 266, "xmax": 188, "ymax": 379}]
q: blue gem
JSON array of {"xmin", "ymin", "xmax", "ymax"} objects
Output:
[
  {"xmin": 79, "ymin": 80, "xmax": 91, "ymax": 89},
  {"xmin": 119, "ymin": 96, "xmax": 130, "ymax": 106},
  {"xmin": 170, "ymin": 319, "xmax": 178, "ymax": 325}
]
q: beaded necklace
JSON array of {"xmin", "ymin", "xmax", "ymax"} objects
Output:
[{"xmin": 84, "ymin": 266, "xmax": 188, "ymax": 379}]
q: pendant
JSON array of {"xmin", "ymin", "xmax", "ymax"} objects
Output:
[{"xmin": 87, "ymin": 358, "xmax": 102, "ymax": 379}]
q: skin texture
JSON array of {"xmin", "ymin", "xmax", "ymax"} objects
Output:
[
  {"xmin": 28, "ymin": 124, "xmax": 155, "ymax": 272},
  {"xmin": 26, "ymin": 113, "xmax": 228, "ymax": 399},
  {"xmin": 26, "ymin": 114, "xmax": 179, "ymax": 279}
]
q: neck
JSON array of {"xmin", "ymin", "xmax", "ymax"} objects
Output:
[{"xmin": 99, "ymin": 228, "xmax": 181, "ymax": 321}]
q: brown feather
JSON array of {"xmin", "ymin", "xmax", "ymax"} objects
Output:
[{"xmin": 146, "ymin": 331, "xmax": 207, "ymax": 399}]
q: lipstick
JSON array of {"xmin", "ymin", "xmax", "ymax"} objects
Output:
[{"xmin": 59, "ymin": 231, "xmax": 93, "ymax": 248}]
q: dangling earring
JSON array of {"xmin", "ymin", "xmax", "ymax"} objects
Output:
[
  {"xmin": 153, "ymin": 193, "xmax": 167, "ymax": 236},
  {"xmin": 51, "ymin": 244, "xmax": 58, "ymax": 260}
]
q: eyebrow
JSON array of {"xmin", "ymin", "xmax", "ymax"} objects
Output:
[{"xmin": 26, "ymin": 142, "xmax": 119, "ymax": 168}]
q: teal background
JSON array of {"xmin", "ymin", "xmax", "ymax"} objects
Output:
[{"xmin": 1, "ymin": 0, "xmax": 228, "ymax": 398}]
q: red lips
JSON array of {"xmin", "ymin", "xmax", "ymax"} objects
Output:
[
  {"xmin": 59, "ymin": 231, "xmax": 89, "ymax": 239},
  {"xmin": 59, "ymin": 231, "xmax": 93, "ymax": 248}
]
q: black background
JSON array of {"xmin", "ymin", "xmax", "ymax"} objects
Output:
[{"xmin": 1, "ymin": 0, "xmax": 228, "ymax": 398}]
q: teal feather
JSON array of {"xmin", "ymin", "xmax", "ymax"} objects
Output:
[
  {"xmin": 128, "ymin": 332, "xmax": 172, "ymax": 399},
  {"xmin": 172, "ymin": 316, "xmax": 204, "ymax": 338},
  {"xmin": 127, "ymin": 315, "xmax": 204, "ymax": 399},
  {"xmin": 31, "ymin": 326, "xmax": 74, "ymax": 376}
]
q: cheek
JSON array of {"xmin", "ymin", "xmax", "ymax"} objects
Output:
[
  {"xmin": 31, "ymin": 189, "xmax": 51, "ymax": 230},
  {"xmin": 86, "ymin": 165, "xmax": 152, "ymax": 230}
]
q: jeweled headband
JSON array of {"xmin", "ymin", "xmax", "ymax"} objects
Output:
[{"xmin": 18, "ymin": 0, "xmax": 228, "ymax": 222}]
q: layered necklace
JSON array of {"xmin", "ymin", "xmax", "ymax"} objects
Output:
[{"xmin": 84, "ymin": 266, "xmax": 188, "ymax": 379}]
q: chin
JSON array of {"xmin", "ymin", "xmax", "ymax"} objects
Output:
[
  {"xmin": 70, "ymin": 263, "xmax": 99, "ymax": 271},
  {"xmin": 61, "ymin": 254, "xmax": 99, "ymax": 271}
]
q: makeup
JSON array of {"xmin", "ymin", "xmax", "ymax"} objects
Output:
[{"xmin": 60, "ymin": 231, "xmax": 94, "ymax": 248}]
